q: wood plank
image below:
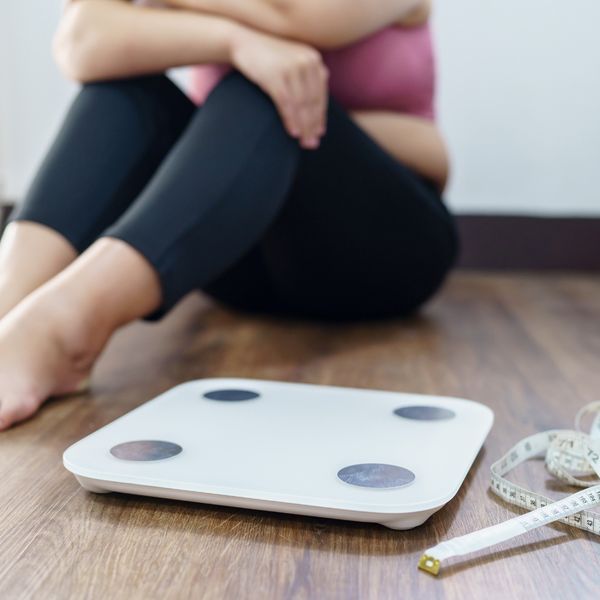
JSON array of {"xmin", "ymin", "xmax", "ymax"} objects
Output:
[{"xmin": 1, "ymin": 273, "xmax": 599, "ymax": 599}]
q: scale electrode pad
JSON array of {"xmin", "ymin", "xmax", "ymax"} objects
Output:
[{"xmin": 63, "ymin": 378, "xmax": 493, "ymax": 530}]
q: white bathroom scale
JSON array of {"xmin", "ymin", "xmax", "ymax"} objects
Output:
[{"xmin": 63, "ymin": 378, "xmax": 493, "ymax": 529}]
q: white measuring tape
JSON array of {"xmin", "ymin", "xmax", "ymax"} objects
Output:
[{"xmin": 418, "ymin": 402, "xmax": 600, "ymax": 575}]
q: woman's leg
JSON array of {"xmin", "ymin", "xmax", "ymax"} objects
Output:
[
  {"xmin": 99, "ymin": 71, "xmax": 454, "ymax": 323},
  {"xmin": 0, "ymin": 74, "xmax": 195, "ymax": 318},
  {"xmin": 102, "ymin": 70, "xmax": 302, "ymax": 319},
  {"xmin": 0, "ymin": 70, "xmax": 302, "ymax": 431},
  {"xmin": 205, "ymin": 101, "xmax": 459, "ymax": 320},
  {"xmin": 267, "ymin": 104, "xmax": 459, "ymax": 320},
  {"xmin": 0, "ymin": 73, "xmax": 196, "ymax": 429},
  {"xmin": 0, "ymin": 238, "xmax": 161, "ymax": 430}
]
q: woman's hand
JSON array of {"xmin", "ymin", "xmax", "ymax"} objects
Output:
[{"xmin": 229, "ymin": 27, "xmax": 329, "ymax": 149}]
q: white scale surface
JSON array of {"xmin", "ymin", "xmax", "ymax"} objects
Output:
[{"xmin": 64, "ymin": 378, "xmax": 493, "ymax": 529}]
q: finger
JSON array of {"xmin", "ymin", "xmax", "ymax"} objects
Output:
[
  {"xmin": 0, "ymin": 394, "xmax": 39, "ymax": 431},
  {"xmin": 271, "ymin": 82, "xmax": 301, "ymax": 139},
  {"xmin": 317, "ymin": 65, "xmax": 329, "ymax": 137},
  {"xmin": 299, "ymin": 63, "xmax": 323, "ymax": 148},
  {"xmin": 307, "ymin": 63, "xmax": 329, "ymax": 142},
  {"xmin": 300, "ymin": 57, "xmax": 329, "ymax": 148},
  {"xmin": 286, "ymin": 69, "xmax": 313, "ymax": 148}
]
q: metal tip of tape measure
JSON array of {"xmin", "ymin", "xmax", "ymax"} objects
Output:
[
  {"xmin": 418, "ymin": 554, "xmax": 440, "ymax": 576},
  {"xmin": 417, "ymin": 402, "xmax": 600, "ymax": 576}
]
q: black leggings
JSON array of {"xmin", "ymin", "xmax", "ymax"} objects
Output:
[{"xmin": 11, "ymin": 71, "xmax": 459, "ymax": 321}]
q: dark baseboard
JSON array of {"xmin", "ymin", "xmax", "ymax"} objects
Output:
[
  {"xmin": 456, "ymin": 215, "xmax": 600, "ymax": 270},
  {"xmin": 1, "ymin": 202, "xmax": 598, "ymax": 270},
  {"xmin": 0, "ymin": 203, "xmax": 12, "ymax": 235}
]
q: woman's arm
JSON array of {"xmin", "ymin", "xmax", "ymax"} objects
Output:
[
  {"xmin": 53, "ymin": 0, "xmax": 242, "ymax": 82},
  {"xmin": 54, "ymin": 0, "xmax": 329, "ymax": 149},
  {"xmin": 164, "ymin": 0, "xmax": 424, "ymax": 48},
  {"xmin": 397, "ymin": 0, "xmax": 431, "ymax": 26}
]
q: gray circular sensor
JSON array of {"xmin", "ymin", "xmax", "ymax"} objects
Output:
[
  {"xmin": 110, "ymin": 440, "xmax": 183, "ymax": 461},
  {"xmin": 203, "ymin": 389, "xmax": 260, "ymax": 402},
  {"xmin": 394, "ymin": 405, "xmax": 455, "ymax": 421},
  {"xmin": 337, "ymin": 463, "xmax": 416, "ymax": 489}
]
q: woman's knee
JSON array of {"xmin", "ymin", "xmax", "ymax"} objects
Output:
[
  {"xmin": 77, "ymin": 73, "xmax": 196, "ymax": 142},
  {"xmin": 83, "ymin": 73, "xmax": 192, "ymax": 113},
  {"xmin": 76, "ymin": 75, "xmax": 161, "ymax": 122},
  {"xmin": 203, "ymin": 70, "xmax": 290, "ymax": 136}
]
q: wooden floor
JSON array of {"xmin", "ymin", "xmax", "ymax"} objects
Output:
[{"xmin": 1, "ymin": 272, "xmax": 599, "ymax": 599}]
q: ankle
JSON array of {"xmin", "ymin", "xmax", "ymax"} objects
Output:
[
  {"xmin": 36, "ymin": 238, "xmax": 162, "ymax": 329},
  {"xmin": 20, "ymin": 282, "xmax": 112, "ymax": 369}
]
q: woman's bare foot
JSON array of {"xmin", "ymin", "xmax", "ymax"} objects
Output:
[
  {"xmin": 0, "ymin": 237, "xmax": 162, "ymax": 431},
  {"xmin": 0, "ymin": 289, "xmax": 109, "ymax": 430}
]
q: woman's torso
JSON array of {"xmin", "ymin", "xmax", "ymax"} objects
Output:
[
  {"xmin": 190, "ymin": 23, "xmax": 448, "ymax": 189},
  {"xmin": 191, "ymin": 25, "xmax": 435, "ymax": 118}
]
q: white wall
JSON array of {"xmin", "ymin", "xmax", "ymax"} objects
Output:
[
  {"xmin": 0, "ymin": 2, "xmax": 77, "ymax": 202},
  {"xmin": 433, "ymin": 0, "xmax": 600, "ymax": 215},
  {"xmin": 0, "ymin": 17, "xmax": 7, "ymax": 198},
  {"xmin": 2, "ymin": 1, "xmax": 600, "ymax": 216}
]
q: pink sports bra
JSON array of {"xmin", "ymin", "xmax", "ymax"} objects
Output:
[{"xmin": 189, "ymin": 24, "xmax": 436, "ymax": 120}]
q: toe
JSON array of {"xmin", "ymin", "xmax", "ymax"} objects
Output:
[{"xmin": 0, "ymin": 393, "xmax": 40, "ymax": 431}]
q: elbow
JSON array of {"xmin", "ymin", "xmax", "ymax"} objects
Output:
[
  {"xmin": 272, "ymin": 4, "xmax": 350, "ymax": 49},
  {"xmin": 287, "ymin": 26, "xmax": 351, "ymax": 50},
  {"xmin": 52, "ymin": 5, "xmax": 107, "ymax": 82}
]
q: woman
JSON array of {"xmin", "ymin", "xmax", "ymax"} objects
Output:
[{"xmin": 0, "ymin": 0, "xmax": 457, "ymax": 430}]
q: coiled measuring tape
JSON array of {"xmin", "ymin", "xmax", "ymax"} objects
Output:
[{"xmin": 418, "ymin": 402, "xmax": 600, "ymax": 576}]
